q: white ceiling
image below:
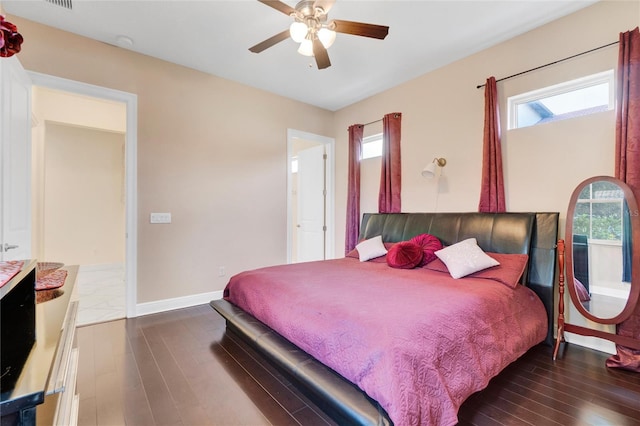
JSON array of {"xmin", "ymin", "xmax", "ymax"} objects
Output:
[{"xmin": 3, "ymin": 0, "xmax": 598, "ymax": 111}]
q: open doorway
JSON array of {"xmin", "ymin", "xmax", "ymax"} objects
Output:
[
  {"xmin": 29, "ymin": 72, "xmax": 138, "ymax": 321},
  {"xmin": 287, "ymin": 129, "xmax": 335, "ymax": 263}
]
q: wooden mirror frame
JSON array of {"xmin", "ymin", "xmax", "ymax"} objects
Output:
[
  {"xmin": 565, "ymin": 176, "xmax": 640, "ymax": 324},
  {"xmin": 554, "ymin": 176, "xmax": 640, "ymax": 359}
]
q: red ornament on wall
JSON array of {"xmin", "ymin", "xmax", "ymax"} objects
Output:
[{"xmin": 0, "ymin": 15, "xmax": 24, "ymax": 58}]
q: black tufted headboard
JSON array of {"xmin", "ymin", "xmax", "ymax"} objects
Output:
[{"xmin": 359, "ymin": 212, "xmax": 559, "ymax": 345}]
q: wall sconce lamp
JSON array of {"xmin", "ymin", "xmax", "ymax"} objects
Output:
[{"xmin": 422, "ymin": 157, "xmax": 447, "ymax": 178}]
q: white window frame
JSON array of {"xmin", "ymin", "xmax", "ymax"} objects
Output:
[
  {"xmin": 361, "ymin": 133, "xmax": 383, "ymax": 160},
  {"xmin": 507, "ymin": 70, "xmax": 614, "ymax": 130},
  {"xmin": 575, "ymin": 182, "xmax": 624, "ymax": 243}
]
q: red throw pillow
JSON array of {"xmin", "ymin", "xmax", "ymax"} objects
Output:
[
  {"xmin": 424, "ymin": 252, "xmax": 528, "ymax": 288},
  {"xmin": 574, "ymin": 278, "xmax": 591, "ymax": 302},
  {"xmin": 387, "ymin": 241, "xmax": 424, "ymax": 269},
  {"xmin": 409, "ymin": 234, "xmax": 443, "ymax": 266}
]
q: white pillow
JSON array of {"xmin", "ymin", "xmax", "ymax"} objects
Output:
[
  {"xmin": 355, "ymin": 235, "xmax": 388, "ymax": 262},
  {"xmin": 434, "ymin": 238, "xmax": 499, "ymax": 279}
]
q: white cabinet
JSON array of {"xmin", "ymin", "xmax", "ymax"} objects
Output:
[{"xmin": 37, "ymin": 268, "xmax": 80, "ymax": 426}]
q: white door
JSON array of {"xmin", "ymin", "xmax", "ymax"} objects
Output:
[
  {"xmin": 296, "ymin": 144, "xmax": 326, "ymax": 262},
  {"xmin": 1, "ymin": 57, "xmax": 32, "ymax": 261}
]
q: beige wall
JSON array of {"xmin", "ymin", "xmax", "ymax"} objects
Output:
[
  {"xmin": 10, "ymin": 14, "xmax": 334, "ymax": 303},
  {"xmin": 333, "ymin": 2, "xmax": 638, "ymax": 251},
  {"xmin": 31, "ymin": 86, "xmax": 126, "ymax": 261},
  {"xmin": 43, "ymin": 123, "xmax": 125, "ymax": 265},
  {"xmin": 33, "ymin": 86, "xmax": 126, "ymax": 132},
  {"xmin": 8, "ymin": 0, "xmax": 639, "ymax": 309}
]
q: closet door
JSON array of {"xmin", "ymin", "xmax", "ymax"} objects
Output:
[{"xmin": 296, "ymin": 143, "xmax": 326, "ymax": 262}]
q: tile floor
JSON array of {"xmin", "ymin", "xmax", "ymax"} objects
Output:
[{"xmin": 76, "ymin": 263, "xmax": 125, "ymax": 326}]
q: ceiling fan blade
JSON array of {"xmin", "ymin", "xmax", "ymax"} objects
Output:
[
  {"xmin": 257, "ymin": 0, "xmax": 296, "ymax": 16},
  {"xmin": 332, "ymin": 20, "xmax": 389, "ymax": 40},
  {"xmin": 249, "ymin": 30, "xmax": 291, "ymax": 53},
  {"xmin": 314, "ymin": 0, "xmax": 335, "ymax": 14},
  {"xmin": 312, "ymin": 38, "xmax": 331, "ymax": 69}
]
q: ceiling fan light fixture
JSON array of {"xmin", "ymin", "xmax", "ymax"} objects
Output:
[
  {"xmin": 298, "ymin": 38, "xmax": 314, "ymax": 56},
  {"xmin": 318, "ymin": 27, "xmax": 336, "ymax": 48},
  {"xmin": 251, "ymin": 0, "xmax": 390, "ymax": 69},
  {"xmin": 289, "ymin": 21, "xmax": 308, "ymax": 43}
]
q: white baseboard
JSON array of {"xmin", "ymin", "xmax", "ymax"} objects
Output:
[
  {"xmin": 589, "ymin": 285, "xmax": 630, "ymax": 299},
  {"xmin": 79, "ymin": 263, "xmax": 124, "ymax": 272},
  {"xmin": 566, "ymin": 333, "xmax": 616, "ymax": 355},
  {"xmin": 135, "ymin": 290, "xmax": 224, "ymax": 317}
]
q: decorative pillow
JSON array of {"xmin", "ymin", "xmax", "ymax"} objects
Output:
[
  {"xmin": 387, "ymin": 241, "xmax": 424, "ymax": 269},
  {"xmin": 425, "ymin": 252, "xmax": 528, "ymax": 288},
  {"xmin": 354, "ymin": 236, "xmax": 388, "ymax": 262},
  {"xmin": 574, "ymin": 277, "xmax": 591, "ymax": 302},
  {"xmin": 409, "ymin": 233, "xmax": 443, "ymax": 266},
  {"xmin": 346, "ymin": 242, "xmax": 395, "ymax": 263},
  {"xmin": 433, "ymin": 238, "xmax": 499, "ymax": 279}
]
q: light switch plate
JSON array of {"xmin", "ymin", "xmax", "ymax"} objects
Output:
[{"xmin": 150, "ymin": 212, "xmax": 171, "ymax": 224}]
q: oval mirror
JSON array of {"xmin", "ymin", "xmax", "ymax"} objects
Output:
[{"xmin": 566, "ymin": 176, "xmax": 640, "ymax": 324}]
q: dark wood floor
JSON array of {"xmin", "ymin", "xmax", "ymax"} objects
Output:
[{"xmin": 76, "ymin": 304, "xmax": 640, "ymax": 426}]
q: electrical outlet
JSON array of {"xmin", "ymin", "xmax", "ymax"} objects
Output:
[
  {"xmin": 218, "ymin": 266, "xmax": 225, "ymax": 277},
  {"xmin": 150, "ymin": 212, "xmax": 172, "ymax": 224}
]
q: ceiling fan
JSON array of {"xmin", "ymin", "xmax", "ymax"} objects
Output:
[{"xmin": 249, "ymin": 0, "xmax": 389, "ymax": 70}]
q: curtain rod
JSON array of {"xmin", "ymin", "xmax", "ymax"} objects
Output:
[
  {"xmin": 346, "ymin": 118, "xmax": 383, "ymax": 130},
  {"xmin": 476, "ymin": 40, "xmax": 619, "ymax": 89},
  {"xmin": 351, "ymin": 113, "xmax": 401, "ymax": 129},
  {"xmin": 347, "ymin": 119, "xmax": 381, "ymax": 131}
]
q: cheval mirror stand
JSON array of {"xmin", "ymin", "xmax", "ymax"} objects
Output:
[{"xmin": 554, "ymin": 176, "xmax": 640, "ymax": 360}]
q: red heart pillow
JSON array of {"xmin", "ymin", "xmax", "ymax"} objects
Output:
[
  {"xmin": 387, "ymin": 241, "xmax": 424, "ymax": 269},
  {"xmin": 409, "ymin": 234, "xmax": 443, "ymax": 266}
]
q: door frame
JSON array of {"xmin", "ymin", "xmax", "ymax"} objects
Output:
[
  {"xmin": 28, "ymin": 71, "xmax": 138, "ymax": 318},
  {"xmin": 286, "ymin": 129, "xmax": 335, "ymax": 263}
]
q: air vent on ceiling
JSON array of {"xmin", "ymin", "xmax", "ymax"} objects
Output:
[{"xmin": 45, "ymin": 0, "xmax": 72, "ymax": 10}]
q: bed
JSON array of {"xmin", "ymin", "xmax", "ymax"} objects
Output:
[{"xmin": 211, "ymin": 212, "xmax": 559, "ymax": 425}]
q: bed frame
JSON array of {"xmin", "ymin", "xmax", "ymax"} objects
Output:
[{"xmin": 211, "ymin": 212, "xmax": 559, "ymax": 425}]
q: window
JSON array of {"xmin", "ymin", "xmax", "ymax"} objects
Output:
[
  {"xmin": 508, "ymin": 70, "xmax": 614, "ymax": 129},
  {"xmin": 573, "ymin": 181, "xmax": 624, "ymax": 241},
  {"xmin": 362, "ymin": 133, "xmax": 382, "ymax": 159}
]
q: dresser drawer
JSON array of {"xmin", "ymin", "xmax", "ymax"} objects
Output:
[
  {"xmin": 32, "ymin": 266, "xmax": 80, "ymax": 426},
  {"xmin": 52, "ymin": 348, "xmax": 79, "ymax": 426}
]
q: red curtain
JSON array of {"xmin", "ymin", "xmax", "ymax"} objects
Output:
[
  {"xmin": 607, "ymin": 27, "xmax": 640, "ymax": 372},
  {"xmin": 478, "ymin": 77, "xmax": 506, "ymax": 213},
  {"xmin": 345, "ymin": 124, "xmax": 363, "ymax": 254},
  {"xmin": 379, "ymin": 112, "xmax": 402, "ymax": 213}
]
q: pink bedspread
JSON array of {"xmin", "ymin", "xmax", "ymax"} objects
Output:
[{"xmin": 224, "ymin": 258, "xmax": 547, "ymax": 425}]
